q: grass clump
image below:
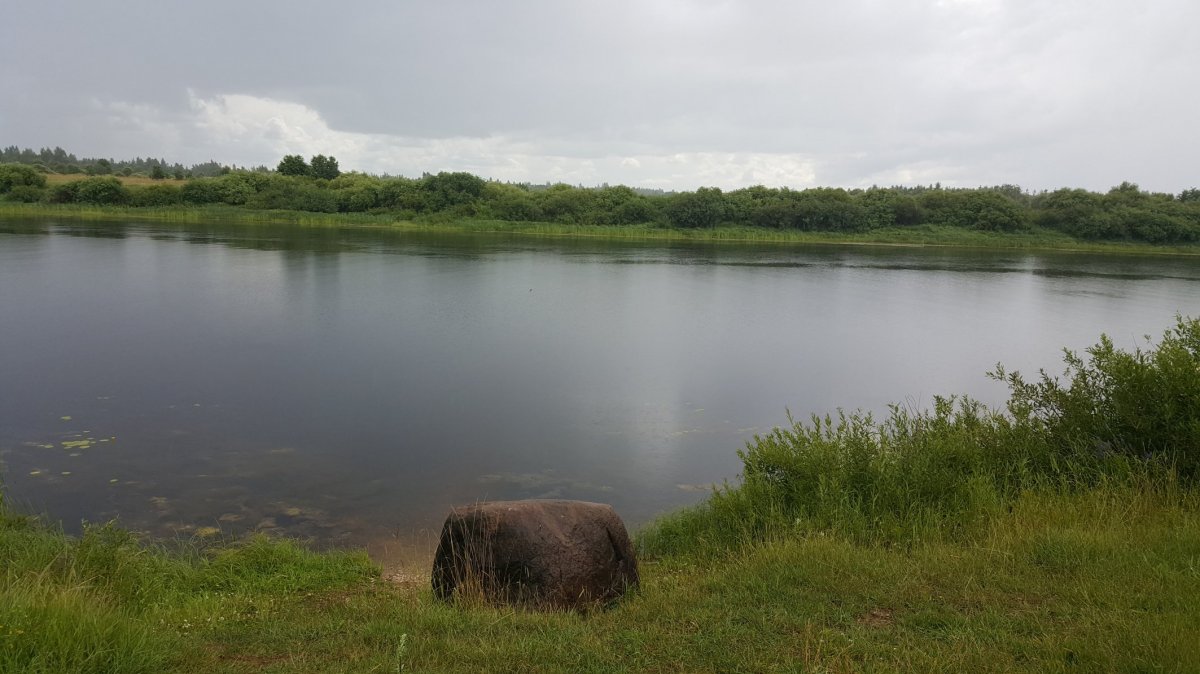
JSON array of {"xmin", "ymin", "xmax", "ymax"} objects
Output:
[
  {"xmin": 640, "ymin": 315, "xmax": 1200, "ymax": 556},
  {"xmin": 0, "ymin": 508, "xmax": 375, "ymax": 674}
]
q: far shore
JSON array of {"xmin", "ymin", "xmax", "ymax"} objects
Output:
[{"xmin": 4, "ymin": 202, "xmax": 1200, "ymax": 256}]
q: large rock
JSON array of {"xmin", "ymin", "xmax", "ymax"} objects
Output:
[{"xmin": 431, "ymin": 499, "xmax": 639, "ymax": 609}]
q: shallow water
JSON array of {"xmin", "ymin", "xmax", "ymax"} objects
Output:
[{"xmin": 1, "ymin": 219, "xmax": 1197, "ymax": 549}]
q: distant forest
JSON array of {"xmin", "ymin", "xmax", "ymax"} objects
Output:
[{"xmin": 2, "ymin": 145, "xmax": 1199, "ymax": 244}]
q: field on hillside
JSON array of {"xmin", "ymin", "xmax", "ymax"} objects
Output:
[{"xmin": 42, "ymin": 173, "xmax": 186, "ymax": 187}]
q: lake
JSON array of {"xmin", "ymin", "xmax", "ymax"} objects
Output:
[{"xmin": 1, "ymin": 219, "xmax": 1198, "ymax": 555}]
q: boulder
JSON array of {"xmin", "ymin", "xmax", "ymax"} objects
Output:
[{"xmin": 431, "ymin": 499, "xmax": 639, "ymax": 609}]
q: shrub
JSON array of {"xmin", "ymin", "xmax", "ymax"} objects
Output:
[
  {"xmin": 642, "ymin": 316, "xmax": 1200, "ymax": 556},
  {"xmin": 995, "ymin": 315, "xmax": 1200, "ymax": 480},
  {"xmin": 665, "ymin": 187, "xmax": 727, "ymax": 228},
  {"xmin": 4, "ymin": 185, "xmax": 46, "ymax": 202},
  {"xmin": 73, "ymin": 177, "xmax": 129, "ymax": 205},
  {"xmin": 0, "ymin": 163, "xmax": 47, "ymax": 192},
  {"xmin": 180, "ymin": 179, "xmax": 223, "ymax": 204},
  {"xmin": 128, "ymin": 184, "xmax": 183, "ymax": 207}
]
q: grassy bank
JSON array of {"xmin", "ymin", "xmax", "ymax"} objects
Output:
[
  {"xmin": 4, "ymin": 481, "xmax": 1196, "ymax": 673},
  {"xmin": 3, "ymin": 321, "xmax": 1199, "ymax": 672},
  {"xmin": 3, "ymin": 202, "xmax": 1200, "ymax": 255}
]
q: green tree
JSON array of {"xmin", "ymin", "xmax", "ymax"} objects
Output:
[
  {"xmin": 277, "ymin": 154, "xmax": 310, "ymax": 177},
  {"xmin": 421, "ymin": 172, "xmax": 487, "ymax": 210},
  {"xmin": 5, "ymin": 185, "xmax": 46, "ymax": 202},
  {"xmin": 0, "ymin": 163, "xmax": 47, "ymax": 193},
  {"xmin": 129, "ymin": 184, "xmax": 183, "ymax": 206},
  {"xmin": 150, "ymin": 164, "xmax": 166, "ymax": 180},
  {"xmin": 665, "ymin": 187, "xmax": 728, "ymax": 228},
  {"xmin": 310, "ymin": 155, "xmax": 341, "ymax": 180},
  {"xmin": 73, "ymin": 177, "xmax": 129, "ymax": 205}
]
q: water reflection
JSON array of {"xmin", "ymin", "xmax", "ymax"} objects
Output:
[{"xmin": 1, "ymin": 219, "xmax": 1198, "ymax": 549}]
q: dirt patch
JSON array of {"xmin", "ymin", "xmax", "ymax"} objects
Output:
[
  {"xmin": 386, "ymin": 569, "xmax": 426, "ymax": 587},
  {"xmin": 856, "ymin": 608, "xmax": 895, "ymax": 628}
]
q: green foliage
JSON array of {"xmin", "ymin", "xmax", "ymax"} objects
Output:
[
  {"xmin": 72, "ymin": 177, "xmax": 130, "ymax": 205},
  {"xmin": 180, "ymin": 179, "xmax": 222, "ymax": 205},
  {"xmin": 245, "ymin": 175, "xmax": 338, "ymax": 212},
  {"xmin": 3, "ymin": 146, "xmax": 1196, "ymax": 244},
  {"xmin": 129, "ymin": 184, "xmax": 184, "ymax": 207},
  {"xmin": 309, "ymin": 154, "xmax": 340, "ymax": 180},
  {"xmin": 482, "ymin": 182, "xmax": 543, "ymax": 221},
  {"xmin": 276, "ymin": 154, "xmax": 310, "ymax": 177},
  {"xmin": 665, "ymin": 186, "xmax": 727, "ymax": 228},
  {"xmin": 995, "ymin": 315, "xmax": 1200, "ymax": 480},
  {"xmin": 921, "ymin": 189, "xmax": 1028, "ymax": 232},
  {"xmin": 0, "ymin": 163, "xmax": 46, "ymax": 193},
  {"xmin": 1033, "ymin": 188, "xmax": 1118, "ymax": 239},
  {"xmin": 86, "ymin": 158, "xmax": 113, "ymax": 176},
  {"xmin": 327, "ymin": 173, "xmax": 384, "ymax": 212},
  {"xmin": 376, "ymin": 176, "xmax": 428, "ymax": 213},
  {"xmin": 3, "ymin": 185, "xmax": 46, "ymax": 203},
  {"xmin": 46, "ymin": 182, "xmax": 81, "ymax": 204},
  {"xmin": 536, "ymin": 183, "xmax": 597, "ymax": 223},
  {"xmin": 422, "ymin": 171, "xmax": 486, "ymax": 211},
  {"xmin": 858, "ymin": 188, "xmax": 924, "ymax": 228},
  {"xmin": 643, "ymin": 317, "xmax": 1200, "ymax": 557}
]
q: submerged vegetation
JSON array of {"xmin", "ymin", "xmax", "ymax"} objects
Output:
[
  {"xmin": 3, "ymin": 146, "xmax": 1200, "ymax": 248},
  {"xmin": 3, "ymin": 319, "xmax": 1199, "ymax": 671}
]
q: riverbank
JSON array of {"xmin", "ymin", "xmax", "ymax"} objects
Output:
[
  {"xmin": 4, "ymin": 481, "xmax": 1196, "ymax": 673},
  {"xmin": 3, "ymin": 319, "xmax": 1199, "ymax": 672},
  {"xmin": 4, "ymin": 202, "xmax": 1200, "ymax": 255}
]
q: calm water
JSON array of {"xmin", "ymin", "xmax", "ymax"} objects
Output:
[{"xmin": 1, "ymin": 219, "xmax": 1198, "ymax": 550}]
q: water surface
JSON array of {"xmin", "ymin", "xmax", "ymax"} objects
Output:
[{"xmin": 1, "ymin": 220, "xmax": 1197, "ymax": 549}]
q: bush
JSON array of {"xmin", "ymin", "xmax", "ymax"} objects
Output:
[
  {"xmin": 421, "ymin": 172, "xmax": 486, "ymax": 211},
  {"xmin": 180, "ymin": 179, "xmax": 222, "ymax": 204},
  {"xmin": 47, "ymin": 181, "xmax": 81, "ymax": 203},
  {"xmin": 4, "ymin": 185, "xmax": 46, "ymax": 203},
  {"xmin": 73, "ymin": 177, "xmax": 129, "ymax": 205},
  {"xmin": 996, "ymin": 315, "xmax": 1200, "ymax": 480},
  {"xmin": 665, "ymin": 187, "xmax": 727, "ymax": 228},
  {"xmin": 0, "ymin": 163, "xmax": 46, "ymax": 193},
  {"xmin": 642, "ymin": 317, "xmax": 1200, "ymax": 556},
  {"xmin": 245, "ymin": 176, "xmax": 338, "ymax": 212},
  {"xmin": 128, "ymin": 184, "xmax": 183, "ymax": 207}
]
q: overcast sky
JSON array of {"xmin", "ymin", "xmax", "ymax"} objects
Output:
[{"xmin": 1, "ymin": 1, "xmax": 1196, "ymax": 192}]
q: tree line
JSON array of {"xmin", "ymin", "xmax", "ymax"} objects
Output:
[
  {"xmin": 2, "ymin": 149, "xmax": 1199, "ymax": 244},
  {"xmin": 0, "ymin": 145, "xmax": 251, "ymax": 179}
]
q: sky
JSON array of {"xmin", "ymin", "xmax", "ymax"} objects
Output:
[{"xmin": 1, "ymin": 0, "xmax": 1197, "ymax": 192}]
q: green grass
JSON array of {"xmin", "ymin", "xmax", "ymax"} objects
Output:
[
  {"xmin": 3, "ymin": 481, "xmax": 1197, "ymax": 673},
  {"xmin": 3, "ymin": 202, "xmax": 1200, "ymax": 255}
]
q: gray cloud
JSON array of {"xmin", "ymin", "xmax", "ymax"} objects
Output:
[{"xmin": 2, "ymin": 0, "xmax": 1196, "ymax": 191}]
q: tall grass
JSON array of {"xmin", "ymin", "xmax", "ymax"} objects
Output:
[
  {"xmin": 0, "ymin": 503, "xmax": 376, "ymax": 674},
  {"xmin": 640, "ymin": 316, "xmax": 1200, "ymax": 556}
]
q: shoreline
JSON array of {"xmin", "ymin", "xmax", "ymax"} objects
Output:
[{"xmin": 4, "ymin": 202, "xmax": 1200, "ymax": 256}]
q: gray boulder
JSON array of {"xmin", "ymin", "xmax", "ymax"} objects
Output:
[{"xmin": 431, "ymin": 499, "xmax": 639, "ymax": 609}]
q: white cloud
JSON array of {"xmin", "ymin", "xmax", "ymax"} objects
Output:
[
  {"xmin": 82, "ymin": 91, "xmax": 822, "ymax": 190},
  {"xmin": 4, "ymin": 1, "xmax": 1198, "ymax": 192}
]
